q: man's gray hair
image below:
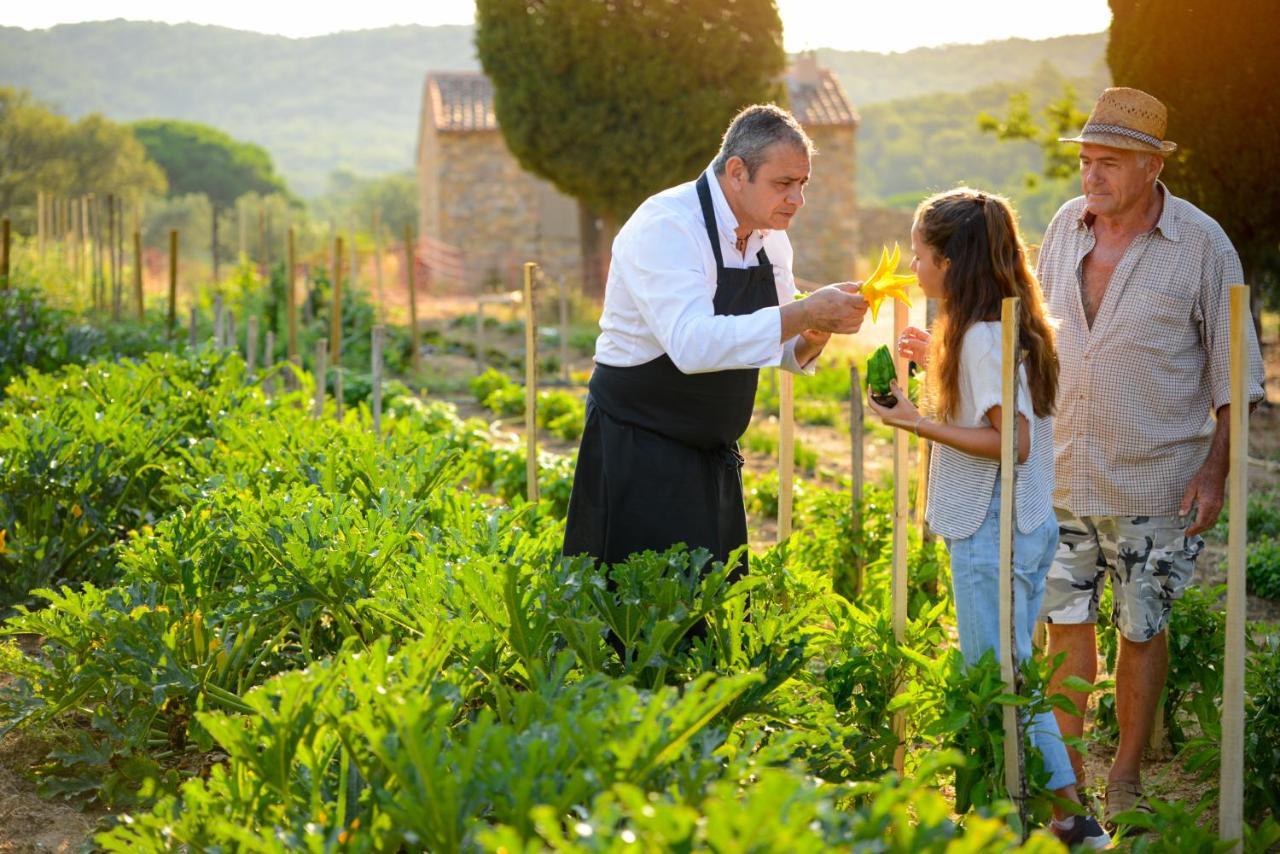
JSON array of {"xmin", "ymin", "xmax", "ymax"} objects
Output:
[{"xmin": 712, "ymin": 104, "xmax": 815, "ymax": 179}]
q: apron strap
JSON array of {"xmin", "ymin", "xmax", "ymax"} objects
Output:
[{"xmin": 695, "ymin": 173, "xmax": 726, "ymax": 272}]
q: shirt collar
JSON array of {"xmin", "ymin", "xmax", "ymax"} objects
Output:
[
  {"xmin": 1077, "ymin": 180, "xmax": 1181, "ymax": 242},
  {"xmin": 703, "ymin": 163, "xmax": 769, "ymax": 245}
]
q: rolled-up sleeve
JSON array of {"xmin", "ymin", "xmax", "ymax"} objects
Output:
[
  {"xmin": 1200, "ymin": 247, "xmax": 1265, "ymax": 410},
  {"xmin": 619, "ymin": 214, "xmax": 784, "ymax": 374}
]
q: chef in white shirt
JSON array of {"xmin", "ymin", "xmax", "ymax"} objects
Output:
[{"xmin": 563, "ymin": 104, "xmax": 867, "ymax": 591}]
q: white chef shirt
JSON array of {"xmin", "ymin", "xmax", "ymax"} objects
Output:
[{"xmin": 594, "ymin": 164, "xmax": 815, "ymax": 375}]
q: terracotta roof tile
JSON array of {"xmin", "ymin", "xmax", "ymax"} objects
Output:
[
  {"xmin": 787, "ymin": 67, "xmax": 859, "ymax": 128},
  {"xmin": 429, "ymin": 72, "xmax": 498, "ymax": 132}
]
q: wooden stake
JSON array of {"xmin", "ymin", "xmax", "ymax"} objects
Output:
[
  {"xmin": 404, "ymin": 225, "xmax": 419, "ymax": 369},
  {"xmin": 287, "ymin": 227, "xmax": 298, "ymax": 363},
  {"xmin": 214, "ymin": 293, "xmax": 225, "ymax": 350},
  {"xmin": 167, "ymin": 229, "xmax": 178, "ymax": 336},
  {"xmin": 524, "ymin": 261, "xmax": 540, "ymax": 505},
  {"xmin": 189, "ymin": 305, "xmax": 198, "ymax": 350},
  {"xmin": 998, "ymin": 296, "xmax": 1027, "ymax": 813},
  {"xmin": 313, "ymin": 339, "xmax": 327, "ymax": 418},
  {"xmin": 558, "ymin": 272, "xmax": 570, "ymax": 383},
  {"xmin": 330, "ymin": 235, "xmax": 344, "ymax": 366},
  {"xmin": 891, "ymin": 299, "xmax": 910, "ymax": 776},
  {"xmin": 371, "ymin": 325, "xmax": 384, "ymax": 436},
  {"xmin": 246, "ymin": 315, "xmax": 258, "ymax": 376},
  {"xmin": 334, "ymin": 368, "xmax": 344, "ymax": 422},
  {"xmin": 1220, "ymin": 284, "xmax": 1250, "ymax": 848},
  {"xmin": 37, "ymin": 191, "xmax": 46, "ymax": 259},
  {"xmin": 1, "ymin": 218, "xmax": 9, "ymax": 290},
  {"xmin": 850, "ymin": 364, "xmax": 865, "ymax": 597},
  {"xmin": 133, "ymin": 228, "xmax": 144, "ymax": 321},
  {"xmin": 778, "ymin": 369, "xmax": 796, "ymax": 542}
]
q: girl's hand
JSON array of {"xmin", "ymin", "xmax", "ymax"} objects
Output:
[
  {"xmin": 898, "ymin": 326, "xmax": 931, "ymax": 367},
  {"xmin": 867, "ymin": 380, "xmax": 922, "ymax": 430}
]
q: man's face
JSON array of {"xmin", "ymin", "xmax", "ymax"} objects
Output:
[
  {"xmin": 724, "ymin": 143, "xmax": 810, "ymax": 231},
  {"xmin": 1079, "ymin": 143, "xmax": 1163, "ymax": 218}
]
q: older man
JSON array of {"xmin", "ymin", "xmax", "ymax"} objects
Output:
[
  {"xmin": 1037, "ymin": 87, "xmax": 1265, "ymax": 827},
  {"xmin": 563, "ymin": 104, "xmax": 867, "ymax": 580}
]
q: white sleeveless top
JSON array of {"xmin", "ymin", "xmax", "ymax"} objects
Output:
[{"xmin": 924, "ymin": 322, "xmax": 1055, "ymax": 539}]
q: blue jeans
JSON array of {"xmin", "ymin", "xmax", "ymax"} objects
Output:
[{"xmin": 945, "ymin": 486, "xmax": 1076, "ymax": 792}]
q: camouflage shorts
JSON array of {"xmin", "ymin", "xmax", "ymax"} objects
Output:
[{"xmin": 1039, "ymin": 508, "xmax": 1203, "ymax": 642}]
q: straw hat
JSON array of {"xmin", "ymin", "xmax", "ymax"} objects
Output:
[{"xmin": 1059, "ymin": 87, "xmax": 1178, "ymax": 155}]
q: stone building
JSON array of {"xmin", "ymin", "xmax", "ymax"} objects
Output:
[{"xmin": 416, "ymin": 56, "xmax": 859, "ymax": 292}]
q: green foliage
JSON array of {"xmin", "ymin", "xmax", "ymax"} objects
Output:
[
  {"xmin": 978, "ymin": 85, "xmax": 1090, "ymax": 183},
  {"xmin": 313, "ymin": 169, "xmax": 418, "ymax": 243},
  {"xmin": 474, "ymin": 0, "xmax": 787, "ymax": 223},
  {"xmin": 470, "ymin": 367, "xmax": 585, "ymax": 440},
  {"xmin": 1108, "ymin": 0, "xmax": 1280, "ymax": 294},
  {"xmin": 1247, "ymin": 538, "xmax": 1280, "ymax": 601},
  {"xmin": 131, "ymin": 118, "xmax": 288, "ymax": 207},
  {"xmin": 0, "ymin": 87, "xmax": 166, "ymax": 220}
]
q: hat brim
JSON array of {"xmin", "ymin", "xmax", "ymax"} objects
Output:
[{"xmin": 1058, "ymin": 132, "xmax": 1177, "ymax": 155}]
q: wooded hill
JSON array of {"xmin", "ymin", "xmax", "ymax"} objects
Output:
[{"xmin": 0, "ymin": 20, "xmax": 1108, "ymax": 210}]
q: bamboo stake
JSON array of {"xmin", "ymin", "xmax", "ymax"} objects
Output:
[
  {"xmin": 313, "ymin": 339, "xmax": 327, "ymax": 418},
  {"xmin": 850, "ymin": 364, "xmax": 865, "ymax": 597},
  {"xmin": 1220, "ymin": 284, "xmax": 1250, "ymax": 848},
  {"xmin": 524, "ymin": 261, "xmax": 540, "ymax": 505},
  {"xmin": 778, "ymin": 369, "xmax": 796, "ymax": 542},
  {"xmin": 404, "ymin": 225, "xmax": 419, "ymax": 370},
  {"xmin": 998, "ymin": 296, "xmax": 1027, "ymax": 818},
  {"xmin": 287, "ymin": 227, "xmax": 298, "ymax": 364},
  {"xmin": 330, "ymin": 235, "xmax": 344, "ymax": 366},
  {"xmin": 1, "ymin": 218, "xmax": 9, "ymax": 290},
  {"xmin": 167, "ymin": 229, "xmax": 178, "ymax": 336},
  {"xmin": 371, "ymin": 325, "xmax": 384, "ymax": 436},
  {"xmin": 133, "ymin": 227, "xmax": 144, "ymax": 321},
  {"xmin": 891, "ymin": 300, "xmax": 911, "ymax": 775},
  {"xmin": 189, "ymin": 305, "xmax": 198, "ymax": 350}
]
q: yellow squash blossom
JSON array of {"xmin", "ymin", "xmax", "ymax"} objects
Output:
[{"xmin": 862, "ymin": 243, "xmax": 916, "ymax": 322}]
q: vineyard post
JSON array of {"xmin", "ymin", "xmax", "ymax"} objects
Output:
[
  {"xmin": 214, "ymin": 292, "xmax": 225, "ymax": 350},
  {"xmin": 211, "ymin": 203, "xmax": 220, "ymax": 286},
  {"xmin": 371, "ymin": 325, "xmax": 384, "ymax": 437},
  {"xmin": 287, "ymin": 226, "xmax": 298, "ymax": 365},
  {"xmin": 372, "ymin": 210, "xmax": 385, "ymax": 322},
  {"xmin": 108, "ymin": 194, "xmax": 119, "ymax": 319},
  {"xmin": 189, "ymin": 305, "xmax": 198, "ymax": 350},
  {"xmin": 167, "ymin": 229, "xmax": 178, "ymax": 336},
  {"xmin": 264, "ymin": 330, "xmax": 276, "ymax": 397},
  {"xmin": 891, "ymin": 298, "xmax": 910, "ymax": 775},
  {"xmin": 37, "ymin": 191, "xmax": 46, "ymax": 259},
  {"xmin": 133, "ymin": 226, "xmax": 144, "ymax": 321},
  {"xmin": 1, "ymin": 217, "xmax": 9, "ymax": 290},
  {"xmin": 849, "ymin": 364, "xmax": 865, "ymax": 596},
  {"xmin": 403, "ymin": 225, "xmax": 420, "ymax": 370},
  {"xmin": 246, "ymin": 315, "xmax": 259, "ymax": 378},
  {"xmin": 330, "ymin": 235, "xmax": 344, "ymax": 366},
  {"xmin": 997, "ymin": 296, "xmax": 1028, "ymax": 822},
  {"xmin": 1220, "ymin": 284, "xmax": 1250, "ymax": 848},
  {"xmin": 558, "ymin": 271, "xmax": 570, "ymax": 384},
  {"xmin": 476, "ymin": 299, "xmax": 486, "ymax": 374},
  {"xmin": 334, "ymin": 368, "xmax": 344, "ymax": 423},
  {"xmin": 313, "ymin": 339, "xmax": 327, "ymax": 418},
  {"xmin": 524, "ymin": 261, "xmax": 540, "ymax": 505},
  {"xmin": 778, "ymin": 369, "xmax": 796, "ymax": 542}
]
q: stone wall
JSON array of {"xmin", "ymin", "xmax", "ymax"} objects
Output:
[
  {"xmin": 855, "ymin": 205, "xmax": 915, "ymax": 267},
  {"xmin": 419, "ymin": 127, "xmax": 579, "ymax": 294},
  {"xmin": 785, "ymin": 124, "xmax": 858, "ymax": 287}
]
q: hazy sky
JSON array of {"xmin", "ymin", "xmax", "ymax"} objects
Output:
[{"xmin": 4, "ymin": 1, "xmax": 1111, "ymax": 53}]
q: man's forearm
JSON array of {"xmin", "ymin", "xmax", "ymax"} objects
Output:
[
  {"xmin": 1203, "ymin": 405, "xmax": 1233, "ymax": 475},
  {"xmin": 779, "ymin": 299, "xmax": 812, "ymax": 342}
]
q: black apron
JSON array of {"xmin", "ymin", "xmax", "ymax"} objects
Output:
[{"xmin": 563, "ymin": 173, "xmax": 779, "ymax": 581}]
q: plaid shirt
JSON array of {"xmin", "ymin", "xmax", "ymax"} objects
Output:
[{"xmin": 1037, "ymin": 183, "xmax": 1265, "ymax": 517}]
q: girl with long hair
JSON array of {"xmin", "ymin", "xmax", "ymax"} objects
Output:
[{"xmin": 868, "ymin": 188, "xmax": 1108, "ymax": 849}]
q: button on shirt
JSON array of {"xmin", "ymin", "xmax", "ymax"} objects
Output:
[
  {"xmin": 594, "ymin": 165, "xmax": 814, "ymax": 375},
  {"xmin": 1037, "ymin": 183, "xmax": 1265, "ymax": 517}
]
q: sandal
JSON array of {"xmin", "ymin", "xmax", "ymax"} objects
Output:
[{"xmin": 1104, "ymin": 780, "xmax": 1155, "ymax": 833}]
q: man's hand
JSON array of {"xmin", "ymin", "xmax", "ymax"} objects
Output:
[{"xmin": 1179, "ymin": 459, "xmax": 1226, "ymax": 537}]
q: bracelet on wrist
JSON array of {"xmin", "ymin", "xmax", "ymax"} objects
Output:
[{"xmin": 913, "ymin": 415, "xmax": 927, "ymax": 437}]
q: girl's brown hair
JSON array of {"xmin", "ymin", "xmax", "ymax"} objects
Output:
[{"xmin": 915, "ymin": 188, "xmax": 1058, "ymax": 422}]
